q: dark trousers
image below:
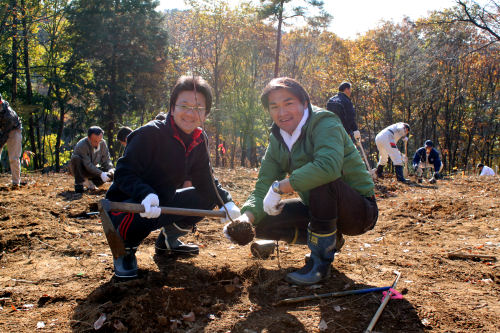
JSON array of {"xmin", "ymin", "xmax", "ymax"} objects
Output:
[
  {"xmin": 255, "ymin": 178, "xmax": 378, "ymax": 243},
  {"xmin": 68, "ymin": 156, "xmax": 104, "ymax": 186},
  {"xmin": 110, "ymin": 187, "xmax": 217, "ymax": 247}
]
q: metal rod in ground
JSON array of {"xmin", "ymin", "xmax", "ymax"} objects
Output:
[
  {"xmin": 364, "ymin": 271, "xmax": 401, "ymax": 333},
  {"xmin": 274, "ymin": 286, "xmax": 391, "ymax": 306}
]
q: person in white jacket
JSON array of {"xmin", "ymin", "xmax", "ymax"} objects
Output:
[
  {"xmin": 477, "ymin": 163, "xmax": 496, "ymax": 176},
  {"xmin": 375, "ymin": 122, "xmax": 410, "ymax": 182}
]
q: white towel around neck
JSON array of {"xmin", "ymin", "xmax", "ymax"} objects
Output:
[{"xmin": 279, "ymin": 107, "xmax": 309, "ymax": 151}]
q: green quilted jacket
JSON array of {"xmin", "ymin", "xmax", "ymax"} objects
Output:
[{"xmin": 241, "ymin": 105, "xmax": 375, "ymax": 224}]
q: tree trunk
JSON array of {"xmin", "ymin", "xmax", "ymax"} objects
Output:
[
  {"xmin": 21, "ymin": 0, "xmax": 40, "ymax": 169},
  {"xmin": 273, "ymin": 0, "xmax": 284, "ymax": 78},
  {"xmin": 11, "ymin": 0, "xmax": 18, "ymax": 101}
]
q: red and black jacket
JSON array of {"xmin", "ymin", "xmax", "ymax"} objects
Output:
[{"xmin": 106, "ymin": 113, "xmax": 231, "ymax": 206}]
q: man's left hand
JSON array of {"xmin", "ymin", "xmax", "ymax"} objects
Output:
[{"xmin": 263, "ymin": 185, "xmax": 282, "ymax": 216}]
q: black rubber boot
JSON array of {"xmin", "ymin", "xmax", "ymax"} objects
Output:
[
  {"xmin": 113, "ymin": 247, "xmax": 138, "ymax": 279},
  {"xmin": 74, "ymin": 184, "xmax": 84, "ymax": 193},
  {"xmin": 376, "ymin": 165, "xmax": 384, "ymax": 178},
  {"xmin": 395, "ymin": 165, "xmax": 408, "ymax": 183},
  {"xmin": 155, "ymin": 223, "xmax": 199, "ymax": 256}
]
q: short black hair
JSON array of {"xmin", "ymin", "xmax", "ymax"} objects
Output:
[
  {"xmin": 169, "ymin": 76, "xmax": 213, "ymax": 115},
  {"xmin": 403, "ymin": 123, "xmax": 410, "ymax": 133},
  {"xmin": 260, "ymin": 77, "xmax": 310, "ymax": 110},
  {"xmin": 477, "ymin": 163, "xmax": 484, "ymax": 169},
  {"xmin": 88, "ymin": 126, "xmax": 104, "ymax": 137},
  {"xmin": 338, "ymin": 82, "xmax": 351, "ymax": 92},
  {"xmin": 117, "ymin": 126, "xmax": 132, "ymax": 142}
]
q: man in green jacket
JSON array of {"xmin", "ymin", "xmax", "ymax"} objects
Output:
[{"xmin": 226, "ymin": 77, "xmax": 378, "ymax": 285}]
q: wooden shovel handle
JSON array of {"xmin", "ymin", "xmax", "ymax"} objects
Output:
[{"xmin": 103, "ymin": 199, "xmax": 226, "ymax": 218}]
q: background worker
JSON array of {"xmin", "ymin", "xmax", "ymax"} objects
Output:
[
  {"xmin": 117, "ymin": 126, "xmax": 133, "ymax": 147},
  {"xmin": 375, "ymin": 122, "xmax": 410, "ymax": 182},
  {"xmin": 326, "ymin": 82, "xmax": 360, "ymax": 141},
  {"xmin": 105, "ymin": 76, "xmax": 240, "ymax": 279},
  {"xmin": 477, "ymin": 163, "xmax": 496, "ymax": 176},
  {"xmin": 69, "ymin": 126, "xmax": 115, "ymax": 193},
  {"xmin": 0, "ymin": 93, "xmax": 22, "ymax": 187},
  {"xmin": 227, "ymin": 77, "xmax": 377, "ymax": 286},
  {"xmin": 412, "ymin": 140, "xmax": 443, "ymax": 184}
]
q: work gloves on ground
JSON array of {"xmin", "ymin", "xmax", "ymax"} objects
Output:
[
  {"xmin": 263, "ymin": 185, "xmax": 283, "ymax": 216},
  {"xmin": 140, "ymin": 193, "xmax": 161, "ymax": 219},
  {"xmin": 353, "ymin": 130, "xmax": 361, "ymax": 140},
  {"xmin": 100, "ymin": 171, "xmax": 111, "ymax": 183},
  {"xmin": 219, "ymin": 201, "xmax": 241, "ymax": 224}
]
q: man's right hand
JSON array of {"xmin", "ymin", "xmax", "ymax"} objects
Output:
[
  {"xmin": 100, "ymin": 172, "xmax": 111, "ymax": 183},
  {"xmin": 353, "ymin": 130, "xmax": 361, "ymax": 140},
  {"xmin": 140, "ymin": 193, "xmax": 161, "ymax": 219}
]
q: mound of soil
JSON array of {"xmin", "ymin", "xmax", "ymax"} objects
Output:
[{"xmin": 0, "ymin": 169, "xmax": 499, "ymax": 332}]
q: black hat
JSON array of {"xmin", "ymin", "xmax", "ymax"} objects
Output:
[{"xmin": 425, "ymin": 140, "xmax": 433, "ymax": 147}]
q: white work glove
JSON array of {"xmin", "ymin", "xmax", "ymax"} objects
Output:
[
  {"xmin": 402, "ymin": 155, "xmax": 408, "ymax": 163},
  {"xmin": 219, "ymin": 201, "xmax": 241, "ymax": 224},
  {"xmin": 353, "ymin": 130, "xmax": 361, "ymax": 140},
  {"xmin": 263, "ymin": 185, "xmax": 283, "ymax": 216},
  {"xmin": 100, "ymin": 171, "xmax": 111, "ymax": 183},
  {"xmin": 140, "ymin": 193, "xmax": 161, "ymax": 219},
  {"xmin": 402, "ymin": 136, "xmax": 408, "ymax": 142}
]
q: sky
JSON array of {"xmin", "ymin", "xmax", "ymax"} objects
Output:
[{"xmin": 157, "ymin": 0, "xmax": 464, "ymax": 39}]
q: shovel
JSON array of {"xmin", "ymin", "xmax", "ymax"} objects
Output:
[
  {"xmin": 356, "ymin": 137, "xmax": 377, "ymax": 180},
  {"xmin": 98, "ymin": 199, "xmax": 226, "ymax": 259}
]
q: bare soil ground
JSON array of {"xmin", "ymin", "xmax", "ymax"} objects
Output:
[{"xmin": 0, "ymin": 168, "xmax": 499, "ymax": 332}]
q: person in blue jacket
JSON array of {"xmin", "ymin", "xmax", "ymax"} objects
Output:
[{"xmin": 412, "ymin": 140, "xmax": 442, "ymax": 184}]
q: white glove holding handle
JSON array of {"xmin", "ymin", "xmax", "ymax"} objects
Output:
[
  {"xmin": 402, "ymin": 136, "xmax": 409, "ymax": 142},
  {"xmin": 219, "ymin": 201, "xmax": 241, "ymax": 224},
  {"xmin": 353, "ymin": 130, "xmax": 361, "ymax": 140},
  {"xmin": 263, "ymin": 184, "xmax": 283, "ymax": 216},
  {"xmin": 100, "ymin": 171, "xmax": 111, "ymax": 183},
  {"xmin": 140, "ymin": 193, "xmax": 161, "ymax": 219}
]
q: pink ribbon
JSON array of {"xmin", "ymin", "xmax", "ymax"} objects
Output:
[{"xmin": 382, "ymin": 288, "xmax": 403, "ymax": 301}]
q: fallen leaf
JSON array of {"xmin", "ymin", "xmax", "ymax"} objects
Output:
[
  {"xmin": 319, "ymin": 319, "xmax": 328, "ymax": 331},
  {"xmin": 37, "ymin": 321, "xmax": 45, "ymax": 329},
  {"xmin": 94, "ymin": 313, "xmax": 106, "ymax": 330},
  {"xmin": 183, "ymin": 311, "xmax": 195, "ymax": 322},
  {"xmin": 113, "ymin": 319, "xmax": 127, "ymax": 331}
]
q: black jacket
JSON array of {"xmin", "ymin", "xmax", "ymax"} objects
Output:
[
  {"xmin": 412, "ymin": 147, "xmax": 441, "ymax": 172},
  {"xmin": 106, "ymin": 114, "xmax": 231, "ymax": 206},
  {"xmin": 326, "ymin": 92, "xmax": 358, "ymax": 136}
]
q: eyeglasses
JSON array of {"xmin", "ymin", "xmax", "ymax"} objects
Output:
[{"xmin": 175, "ymin": 105, "xmax": 206, "ymax": 113}]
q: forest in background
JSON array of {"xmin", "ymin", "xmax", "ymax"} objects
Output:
[{"xmin": 0, "ymin": 0, "xmax": 498, "ymax": 173}]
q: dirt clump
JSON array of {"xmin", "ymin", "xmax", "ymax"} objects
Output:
[{"xmin": 225, "ymin": 220, "xmax": 255, "ymax": 245}]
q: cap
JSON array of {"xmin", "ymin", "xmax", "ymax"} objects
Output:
[{"xmin": 425, "ymin": 140, "xmax": 433, "ymax": 147}]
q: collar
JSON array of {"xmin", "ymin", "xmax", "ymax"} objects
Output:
[
  {"xmin": 279, "ymin": 107, "xmax": 309, "ymax": 151},
  {"xmin": 169, "ymin": 113, "xmax": 204, "ymax": 156}
]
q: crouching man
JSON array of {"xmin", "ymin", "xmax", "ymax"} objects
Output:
[
  {"xmin": 105, "ymin": 76, "xmax": 240, "ymax": 279},
  {"xmin": 226, "ymin": 77, "xmax": 378, "ymax": 285},
  {"xmin": 412, "ymin": 140, "xmax": 443, "ymax": 184},
  {"xmin": 69, "ymin": 126, "xmax": 115, "ymax": 193}
]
